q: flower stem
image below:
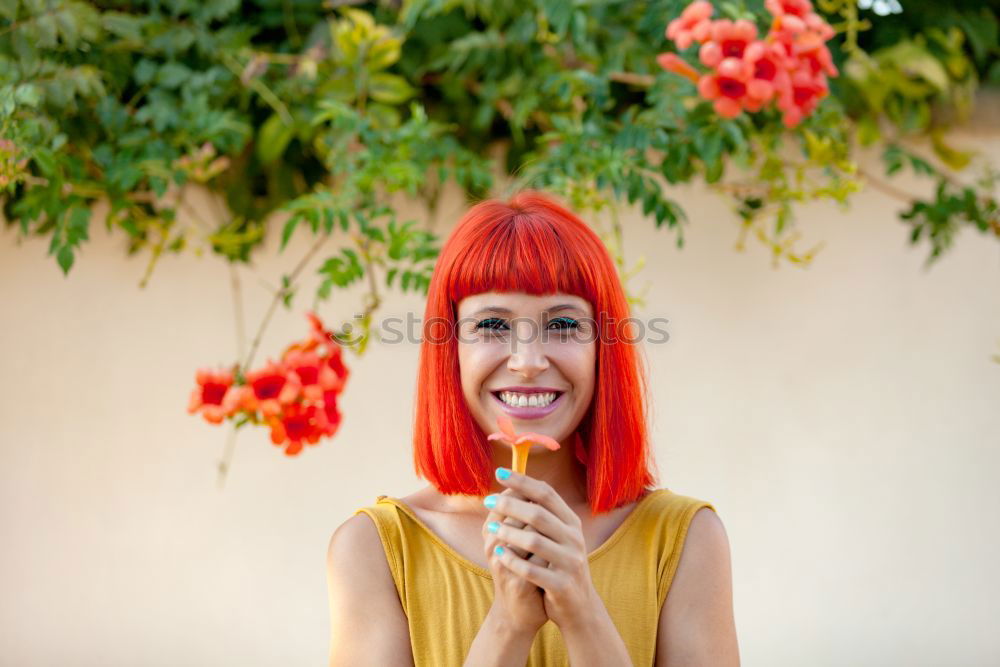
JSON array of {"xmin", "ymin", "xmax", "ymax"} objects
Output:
[
  {"xmin": 217, "ymin": 426, "xmax": 239, "ymax": 489},
  {"xmin": 512, "ymin": 442, "xmax": 531, "ymax": 474}
]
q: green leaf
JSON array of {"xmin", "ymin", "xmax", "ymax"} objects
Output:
[
  {"xmin": 930, "ymin": 131, "xmax": 972, "ymax": 171},
  {"xmin": 32, "ymin": 148, "xmax": 59, "ymax": 177},
  {"xmin": 368, "ymin": 73, "xmax": 416, "ymax": 105},
  {"xmin": 280, "ymin": 216, "xmax": 299, "ymax": 251},
  {"xmin": 57, "ymin": 246, "xmax": 74, "ymax": 274},
  {"xmin": 256, "ymin": 113, "xmax": 295, "ymax": 165},
  {"xmin": 367, "ymin": 36, "xmax": 402, "ymax": 70},
  {"xmin": 157, "ymin": 62, "xmax": 192, "ymax": 89},
  {"xmin": 0, "ymin": 0, "xmax": 18, "ymax": 20}
]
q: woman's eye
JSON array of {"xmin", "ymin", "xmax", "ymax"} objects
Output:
[
  {"xmin": 548, "ymin": 317, "xmax": 579, "ymax": 330},
  {"xmin": 475, "ymin": 318, "xmax": 508, "ymax": 332}
]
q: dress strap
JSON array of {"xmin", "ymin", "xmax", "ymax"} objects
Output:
[
  {"xmin": 645, "ymin": 490, "xmax": 717, "ymax": 609},
  {"xmin": 353, "ymin": 495, "xmax": 407, "ymax": 610}
]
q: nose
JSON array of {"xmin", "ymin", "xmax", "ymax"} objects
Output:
[{"xmin": 507, "ymin": 321, "xmax": 549, "ymax": 378}]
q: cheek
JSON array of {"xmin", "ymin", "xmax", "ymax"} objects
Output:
[
  {"xmin": 457, "ymin": 342, "xmax": 506, "ymax": 394},
  {"xmin": 550, "ymin": 343, "xmax": 597, "ymax": 394}
]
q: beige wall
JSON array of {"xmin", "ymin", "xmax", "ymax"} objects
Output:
[{"xmin": 2, "ymin": 125, "xmax": 998, "ymax": 665}]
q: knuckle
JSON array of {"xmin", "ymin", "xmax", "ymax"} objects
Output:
[
  {"xmin": 541, "ymin": 484, "xmax": 556, "ymax": 504},
  {"xmin": 528, "ymin": 505, "xmax": 543, "ymax": 524}
]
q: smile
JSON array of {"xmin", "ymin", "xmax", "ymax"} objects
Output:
[{"xmin": 490, "ymin": 390, "xmax": 565, "ymax": 419}]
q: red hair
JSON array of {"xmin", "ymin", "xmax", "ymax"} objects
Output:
[{"xmin": 412, "ymin": 191, "xmax": 659, "ymax": 514}]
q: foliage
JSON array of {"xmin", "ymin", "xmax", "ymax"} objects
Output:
[{"xmin": 2, "ymin": 0, "xmax": 998, "ymax": 335}]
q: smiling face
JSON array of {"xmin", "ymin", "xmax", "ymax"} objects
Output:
[{"xmin": 456, "ymin": 291, "xmax": 597, "ymax": 449}]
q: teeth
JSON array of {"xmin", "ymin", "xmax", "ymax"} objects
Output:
[{"xmin": 498, "ymin": 391, "xmax": 558, "ymax": 408}]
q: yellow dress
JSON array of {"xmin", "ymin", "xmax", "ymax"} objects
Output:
[{"xmin": 353, "ymin": 488, "xmax": 716, "ymax": 666}]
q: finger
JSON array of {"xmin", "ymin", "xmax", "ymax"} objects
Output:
[
  {"xmin": 492, "ymin": 521, "xmax": 564, "ymax": 565},
  {"xmin": 488, "ymin": 493, "xmax": 570, "ymax": 547},
  {"xmin": 489, "ymin": 489, "xmax": 531, "ymax": 559},
  {"xmin": 493, "ymin": 544, "xmax": 557, "ymax": 590},
  {"xmin": 525, "ymin": 549, "xmax": 548, "ymax": 592},
  {"xmin": 496, "ymin": 468, "xmax": 580, "ymax": 529}
]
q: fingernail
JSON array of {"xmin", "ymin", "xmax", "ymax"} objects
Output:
[
  {"xmin": 483, "ymin": 494, "xmax": 497, "ymax": 509},
  {"xmin": 494, "ymin": 545, "xmax": 505, "ymax": 556},
  {"xmin": 496, "ymin": 467, "xmax": 511, "ymax": 480},
  {"xmin": 487, "ymin": 521, "xmax": 500, "ymax": 534}
]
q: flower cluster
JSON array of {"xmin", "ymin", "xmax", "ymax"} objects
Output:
[
  {"xmin": 187, "ymin": 312, "xmax": 350, "ymax": 456},
  {"xmin": 658, "ymin": 0, "xmax": 838, "ymax": 127}
]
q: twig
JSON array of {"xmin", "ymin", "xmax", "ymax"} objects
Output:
[
  {"xmin": 221, "ymin": 52, "xmax": 294, "ymax": 126},
  {"xmin": 216, "ymin": 427, "xmax": 239, "ymax": 489},
  {"xmin": 217, "ymin": 231, "xmax": 329, "ymax": 488},
  {"xmin": 857, "ymin": 167, "xmax": 920, "ymax": 204},
  {"xmin": 230, "ymin": 263, "xmax": 246, "ymax": 360},
  {"xmin": 240, "ymin": 231, "xmax": 331, "ymax": 373},
  {"xmin": 608, "ymin": 71, "xmax": 655, "ymax": 88}
]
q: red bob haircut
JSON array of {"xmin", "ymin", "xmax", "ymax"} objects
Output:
[{"xmin": 412, "ymin": 190, "xmax": 659, "ymax": 514}]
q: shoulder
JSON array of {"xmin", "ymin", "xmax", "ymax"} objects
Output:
[
  {"xmin": 327, "ymin": 513, "xmax": 383, "ymax": 564},
  {"xmin": 655, "ymin": 503, "xmax": 740, "ymax": 665},
  {"xmin": 326, "ymin": 513, "xmax": 394, "ymax": 605},
  {"xmin": 680, "ymin": 507, "xmax": 730, "ymax": 572},
  {"xmin": 326, "ymin": 513, "xmax": 413, "ymax": 665}
]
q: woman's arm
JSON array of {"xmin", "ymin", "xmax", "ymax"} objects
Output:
[
  {"xmin": 326, "ymin": 515, "xmax": 414, "ymax": 667},
  {"xmin": 655, "ymin": 508, "xmax": 740, "ymax": 666},
  {"xmin": 462, "ymin": 605, "xmax": 537, "ymax": 667},
  {"xmin": 558, "ymin": 598, "xmax": 634, "ymax": 666}
]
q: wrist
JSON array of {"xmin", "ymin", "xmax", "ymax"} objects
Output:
[
  {"xmin": 486, "ymin": 606, "xmax": 541, "ymax": 644},
  {"xmin": 557, "ymin": 599, "xmax": 607, "ymax": 638}
]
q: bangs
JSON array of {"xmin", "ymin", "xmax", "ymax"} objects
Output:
[{"xmin": 445, "ymin": 200, "xmax": 600, "ymax": 307}]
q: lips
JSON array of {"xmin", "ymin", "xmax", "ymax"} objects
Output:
[
  {"xmin": 490, "ymin": 390, "xmax": 566, "ymax": 420},
  {"xmin": 491, "ymin": 386, "xmax": 564, "ymax": 394}
]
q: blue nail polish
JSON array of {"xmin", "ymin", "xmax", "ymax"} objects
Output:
[
  {"xmin": 496, "ymin": 467, "xmax": 511, "ymax": 480},
  {"xmin": 494, "ymin": 545, "xmax": 505, "ymax": 556},
  {"xmin": 487, "ymin": 521, "xmax": 500, "ymax": 534},
  {"xmin": 484, "ymin": 494, "xmax": 497, "ymax": 509}
]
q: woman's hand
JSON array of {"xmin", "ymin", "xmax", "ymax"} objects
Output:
[
  {"xmin": 482, "ymin": 484, "xmax": 550, "ymax": 636},
  {"xmin": 488, "ymin": 467, "xmax": 602, "ymax": 633}
]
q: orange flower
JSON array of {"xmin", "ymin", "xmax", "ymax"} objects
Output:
[
  {"xmin": 325, "ymin": 344, "xmax": 350, "ymax": 390},
  {"xmin": 487, "ymin": 415, "xmax": 561, "ymax": 474},
  {"xmin": 188, "ymin": 310, "xmax": 351, "ymax": 461},
  {"xmin": 242, "ymin": 360, "xmax": 298, "ymax": 418},
  {"xmin": 663, "ymin": 0, "xmax": 836, "ymax": 125},
  {"xmin": 317, "ymin": 389, "xmax": 343, "ymax": 437},
  {"xmin": 765, "ymin": 0, "xmax": 813, "ymax": 18},
  {"xmin": 743, "ymin": 40, "xmax": 793, "ymax": 111},
  {"xmin": 283, "ymin": 348, "xmax": 343, "ymax": 401},
  {"xmin": 187, "ymin": 368, "xmax": 240, "ymax": 424},
  {"xmin": 697, "ymin": 57, "xmax": 753, "ymax": 118},
  {"xmin": 665, "ymin": 0, "xmax": 714, "ymax": 50},
  {"xmin": 267, "ymin": 402, "xmax": 322, "ymax": 456},
  {"xmin": 700, "ymin": 18, "xmax": 758, "ymax": 66},
  {"xmin": 656, "ymin": 52, "xmax": 701, "ymax": 84},
  {"xmin": 306, "ymin": 310, "xmax": 337, "ymax": 349}
]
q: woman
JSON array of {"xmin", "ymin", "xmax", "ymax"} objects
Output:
[{"xmin": 326, "ymin": 191, "xmax": 739, "ymax": 666}]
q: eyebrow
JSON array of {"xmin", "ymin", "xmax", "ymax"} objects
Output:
[{"xmin": 471, "ymin": 304, "xmax": 585, "ymax": 317}]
